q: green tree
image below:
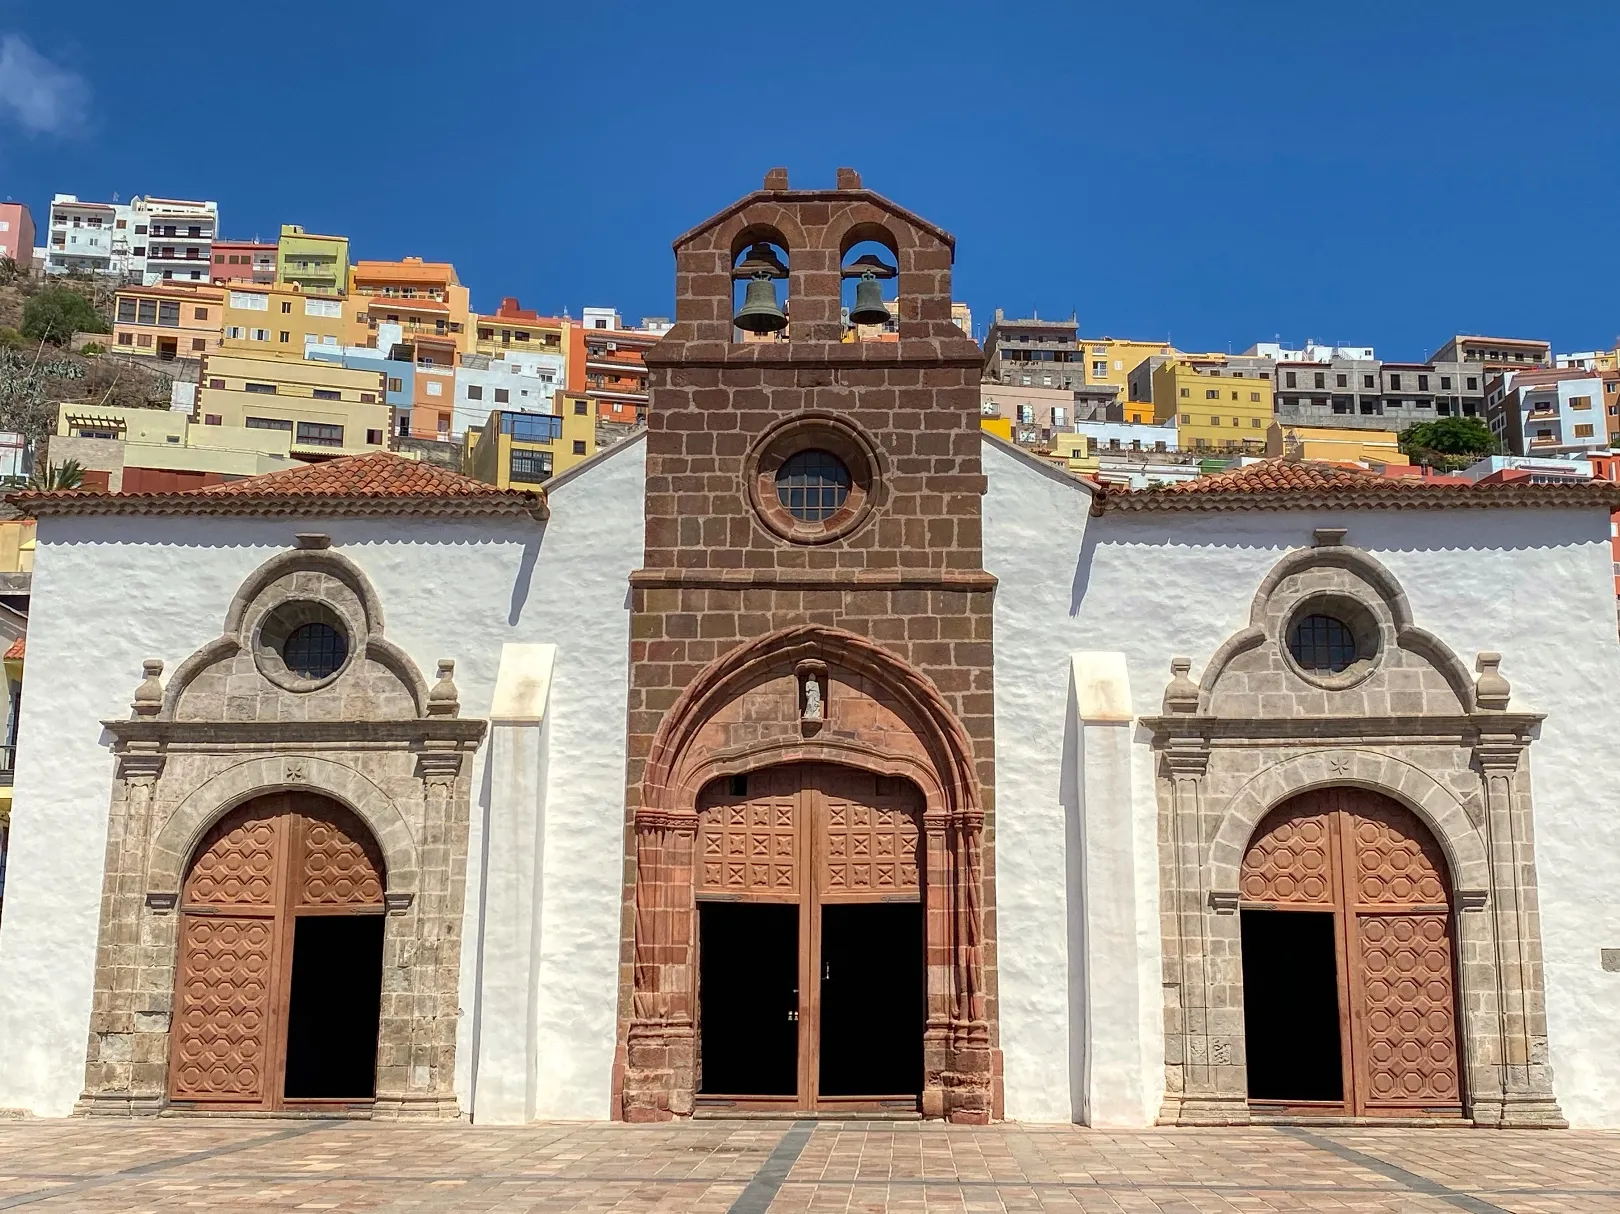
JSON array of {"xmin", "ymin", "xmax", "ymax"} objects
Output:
[
  {"xmin": 26, "ymin": 458, "xmax": 84, "ymax": 490},
  {"xmin": 1399, "ymin": 417, "xmax": 1498, "ymax": 471},
  {"xmin": 20, "ymin": 287, "xmax": 109, "ymax": 344}
]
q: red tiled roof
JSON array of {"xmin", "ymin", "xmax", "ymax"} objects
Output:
[
  {"xmin": 4, "ymin": 635, "xmax": 23, "ymax": 661},
  {"xmin": 1093, "ymin": 459, "xmax": 1620, "ymax": 514},
  {"xmin": 9, "ymin": 453, "xmax": 547, "ymax": 520}
]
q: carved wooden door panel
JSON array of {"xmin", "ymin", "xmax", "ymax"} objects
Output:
[
  {"xmin": 694, "ymin": 764, "xmax": 923, "ymax": 1111},
  {"xmin": 1241, "ymin": 788, "xmax": 1461, "ymax": 1117},
  {"xmin": 168, "ymin": 794, "xmax": 384, "ymax": 1110}
]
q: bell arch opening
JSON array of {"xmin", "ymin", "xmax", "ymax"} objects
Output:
[
  {"xmin": 692, "ymin": 762, "xmax": 925, "ymax": 1114},
  {"xmin": 839, "ymin": 224, "xmax": 899, "ymax": 341},
  {"xmin": 731, "ymin": 227, "xmax": 790, "ymax": 342},
  {"xmin": 1238, "ymin": 786, "xmax": 1464, "ymax": 1118},
  {"xmin": 167, "ymin": 791, "xmax": 387, "ymax": 1112}
]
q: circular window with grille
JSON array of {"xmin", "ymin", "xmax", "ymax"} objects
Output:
[
  {"xmin": 1282, "ymin": 596, "xmax": 1381, "ymax": 688},
  {"xmin": 255, "ymin": 601, "xmax": 355, "ymax": 691},
  {"xmin": 747, "ymin": 414, "xmax": 880, "ymax": 544}
]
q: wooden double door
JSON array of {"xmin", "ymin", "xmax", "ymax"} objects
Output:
[
  {"xmin": 168, "ymin": 793, "xmax": 386, "ymax": 1111},
  {"xmin": 695, "ymin": 763, "xmax": 925, "ymax": 1113},
  {"xmin": 1239, "ymin": 787, "xmax": 1463, "ymax": 1117}
]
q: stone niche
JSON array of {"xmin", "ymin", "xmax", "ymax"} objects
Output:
[
  {"xmin": 77, "ymin": 541, "xmax": 484, "ymax": 1118},
  {"xmin": 1143, "ymin": 535, "xmax": 1564, "ymax": 1128}
]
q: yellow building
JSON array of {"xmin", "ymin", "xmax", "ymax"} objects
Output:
[
  {"xmin": 1080, "ymin": 338, "xmax": 1176, "ymax": 403},
  {"xmin": 979, "ymin": 415, "xmax": 1013, "ymax": 442},
  {"xmin": 1153, "ymin": 359, "xmax": 1274, "ymax": 452},
  {"xmin": 54, "ymin": 402, "xmax": 303, "ymax": 488},
  {"xmin": 277, "ymin": 225, "xmax": 350, "ymax": 296},
  {"xmin": 220, "ymin": 282, "xmax": 348, "ymax": 360},
  {"xmin": 197, "ymin": 354, "xmax": 391, "ymax": 459},
  {"xmin": 474, "ymin": 301, "xmax": 567, "ymax": 358},
  {"xmin": 1265, "ymin": 423, "xmax": 1409, "ymax": 466},
  {"xmin": 462, "ymin": 407, "xmax": 596, "ymax": 488}
]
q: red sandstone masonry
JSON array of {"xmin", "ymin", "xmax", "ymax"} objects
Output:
[{"xmin": 615, "ymin": 171, "xmax": 999, "ymax": 1123}]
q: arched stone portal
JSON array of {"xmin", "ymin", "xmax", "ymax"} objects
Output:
[
  {"xmin": 169, "ymin": 792, "xmax": 386, "ymax": 1111},
  {"xmin": 619, "ymin": 626, "xmax": 991, "ymax": 1123}
]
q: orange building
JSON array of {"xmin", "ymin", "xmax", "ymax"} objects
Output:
[
  {"xmin": 111, "ymin": 283, "xmax": 226, "ymax": 360},
  {"xmin": 347, "ymin": 258, "xmax": 473, "ymax": 356},
  {"xmin": 567, "ymin": 323, "xmax": 654, "ymax": 424},
  {"xmin": 210, "ymin": 241, "xmax": 277, "ymax": 285}
]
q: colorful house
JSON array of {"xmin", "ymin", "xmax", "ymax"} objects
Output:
[
  {"xmin": 348, "ymin": 258, "xmax": 473, "ymax": 356},
  {"xmin": 462, "ymin": 406, "xmax": 596, "ymax": 487},
  {"xmin": 220, "ymin": 283, "xmax": 348, "ymax": 360},
  {"xmin": 277, "ymin": 225, "xmax": 350, "ymax": 296},
  {"xmin": 111, "ymin": 284, "xmax": 226, "ymax": 360},
  {"xmin": 197, "ymin": 353, "xmax": 390, "ymax": 458}
]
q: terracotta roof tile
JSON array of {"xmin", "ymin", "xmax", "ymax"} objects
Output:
[
  {"xmin": 4, "ymin": 635, "xmax": 23, "ymax": 661},
  {"xmin": 1094, "ymin": 458, "xmax": 1620, "ymax": 514},
  {"xmin": 9, "ymin": 452, "xmax": 547, "ymax": 521}
]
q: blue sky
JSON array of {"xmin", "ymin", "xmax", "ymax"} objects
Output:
[{"xmin": 3, "ymin": 1, "xmax": 1617, "ymax": 361}]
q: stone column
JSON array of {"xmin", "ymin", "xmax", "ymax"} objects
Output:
[
  {"xmin": 622, "ymin": 807, "xmax": 697, "ymax": 1121},
  {"xmin": 1473, "ymin": 730, "xmax": 1565, "ymax": 1127},
  {"xmin": 944, "ymin": 804, "xmax": 991, "ymax": 1124}
]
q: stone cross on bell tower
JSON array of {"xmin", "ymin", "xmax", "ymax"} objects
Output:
[{"xmin": 617, "ymin": 169, "xmax": 999, "ymax": 1123}]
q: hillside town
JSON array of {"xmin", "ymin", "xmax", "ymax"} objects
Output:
[{"xmin": 0, "ymin": 167, "xmax": 1618, "ymax": 1212}]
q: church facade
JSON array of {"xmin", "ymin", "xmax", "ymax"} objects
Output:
[{"xmin": 1, "ymin": 174, "xmax": 1619, "ymax": 1128}]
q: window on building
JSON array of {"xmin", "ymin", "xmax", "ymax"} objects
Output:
[
  {"xmin": 312, "ymin": 389, "xmax": 341, "ymax": 400},
  {"xmin": 574, "ymin": 399, "xmax": 588, "ymax": 415},
  {"xmin": 1336, "ymin": 374, "xmax": 1347, "ymax": 387},
  {"xmin": 116, "ymin": 299, "xmax": 136, "ymax": 323},
  {"xmin": 1418, "ymin": 374, "xmax": 1429, "ymax": 391},
  {"xmin": 1571, "ymin": 396, "xmax": 1593, "ymax": 410},
  {"xmin": 360, "ymin": 393, "xmax": 376, "ymax": 404},
  {"xmin": 495, "ymin": 388, "xmax": 510, "ymax": 404},
  {"xmin": 467, "ymin": 385, "xmax": 483, "ymax": 400},
  {"xmin": 296, "ymin": 421, "xmax": 344, "ymax": 447},
  {"xmin": 1210, "ymin": 415, "xmax": 1221, "ymax": 425},
  {"xmin": 1180, "ymin": 413, "xmax": 1191, "ymax": 423},
  {"xmin": 1251, "ymin": 417, "xmax": 1262, "ymax": 428},
  {"xmin": 246, "ymin": 416, "xmax": 292, "ymax": 430},
  {"xmin": 572, "ymin": 440, "xmax": 587, "ymax": 455},
  {"xmin": 245, "ymin": 382, "xmax": 277, "ymax": 394},
  {"xmin": 280, "ymin": 301, "xmax": 292, "ymax": 314},
  {"xmin": 1388, "ymin": 374, "xmax": 1401, "ymax": 390},
  {"xmin": 1204, "ymin": 389, "xmax": 1219, "ymax": 399},
  {"xmin": 1467, "ymin": 377, "xmax": 1478, "ymax": 390},
  {"xmin": 117, "ymin": 333, "xmax": 133, "ymax": 346},
  {"xmin": 1363, "ymin": 375, "xmax": 1375, "ymax": 388},
  {"xmin": 279, "ymin": 331, "xmax": 290, "ymax": 343},
  {"xmin": 1179, "ymin": 387, "xmax": 1190, "ymax": 398},
  {"xmin": 136, "ymin": 300, "xmax": 157, "ymax": 325},
  {"xmin": 509, "ymin": 449, "xmax": 554, "ymax": 483},
  {"xmin": 1441, "ymin": 376, "xmax": 1452, "ymax": 389},
  {"xmin": 387, "ymin": 377, "xmax": 403, "ymax": 393},
  {"xmin": 366, "ymin": 429, "xmax": 384, "ymax": 445},
  {"xmin": 500, "ymin": 413, "xmax": 563, "ymax": 441},
  {"xmin": 192, "ymin": 338, "xmax": 206, "ymax": 351},
  {"xmin": 1313, "ymin": 372, "xmax": 1325, "ymax": 389},
  {"xmin": 1052, "ymin": 406, "xmax": 1067, "ymax": 426},
  {"xmin": 1250, "ymin": 392, "xmax": 1261, "ymax": 402},
  {"xmin": 1574, "ymin": 423, "xmax": 1595, "ymax": 437},
  {"xmin": 137, "ymin": 334, "xmax": 152, "ymax": 347},
  {"xmin": 425, "ymin": 381, "xmax": 442, "ymax": 396}
]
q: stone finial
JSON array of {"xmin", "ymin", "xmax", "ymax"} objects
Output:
[
  {"xmin": 763, "ymin": 167, "xmax": 790, "ymax": 191},
  {"xmin": 131, "ymin": 660, "xmax": 164, "ymax": 718},
  {"xmin": 426, "ymin": 659, "xmax": 460, "ymax": 717},
  {"xmin": 1313, "ymin": 527, "xmax": 1348, "ymax": 547},
  {"xmin": 836, "ymin": 166, "xmax": 862, "ymax": 190},
  {"xmin": 1163, "ymin": 657, "xmax": 1200, "ymax": 714},
  {"xmin": 1475, "ymin": 652, "xmax": 1511, "ymax": 711}
]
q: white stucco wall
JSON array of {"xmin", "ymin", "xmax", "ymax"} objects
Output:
[
  {"xmin": 985, "ymin": 439, "xmax": 1620, "ymax": 1127},
  {"xmin": 0, "ymin": 438, "xmax": 644, "ymax": 1118}
]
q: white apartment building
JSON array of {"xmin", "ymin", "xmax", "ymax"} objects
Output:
[
  {"xmin": 44, "ymin": 196, "xmax": 132, "ymax": 278},
  {"xmin": 136, "ymin": 198, "xmax": 219, "ymax": 286},
  {"xmin": 1245, "ymin": 340, "xmax": 1376, "ymax": 362},
  {"xmin": 1487, "ymin": 368, "xmax": 1609, "ymax": 457},
  {"xmin": 453, "ymin": 354, "xmax": 561, "ymax": 436}
]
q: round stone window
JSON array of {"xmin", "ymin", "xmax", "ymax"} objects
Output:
[
  {"xmin": 282, "ymin": 622, "xmax": 348, "ymax": 681},
  {"xmin": 775, "ymin": 450, "xmax": 851, "ymax": 522},
  {"xmin": 746, "ymin": 413, "xmax": 881, "ymax": 544},
  {"xmin": 1287, "ymin": 614, "xmax": 1357, "ymax": 674},
  {"xmin": 1281, "ymin": 595, "xmax": 1381, "ymax": 688},
  {"xmin": 254, "ymin": 600, "xmax": 355, "ymax": 691}
]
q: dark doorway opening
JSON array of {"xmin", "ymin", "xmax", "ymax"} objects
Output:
[
  {"xmin": 1241, "ymin": 909, "xmax": 1343, "ymax": 1103},
  {"xmin": 819, "ymin": 902, "xmax": 923, "ymax": 1097},
  {"xmin": 283, "ymin": 914, "xmax": 385, "ymax": 1101},
  {"xmin": 698, "ymin": 902, "xmax": 799, "ymax": 1096}
]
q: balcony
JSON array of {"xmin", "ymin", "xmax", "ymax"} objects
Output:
[{"xmin": 0, "ymin": 745, "xmax": 13, "ymax": 786}]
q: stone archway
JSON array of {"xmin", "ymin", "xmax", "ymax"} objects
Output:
[
  {"xmin": 619, "ymin": 625, "xmax": 991, "ymax": 1123},
  {"xmin": 168, "ymin": 792, "xmax": 386, "ymax": 1111}
]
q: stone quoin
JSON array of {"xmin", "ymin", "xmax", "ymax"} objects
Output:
[{"xmin": 0, "ymin": 171, "xmax": 1618, "ymax": 1128}]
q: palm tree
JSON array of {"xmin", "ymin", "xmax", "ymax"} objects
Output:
[{"xmin": 26, "ymin": 459, "xmax": 85, "ymax": 490}]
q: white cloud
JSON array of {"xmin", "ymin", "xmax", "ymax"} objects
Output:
[{"xmin": 0, "ymin": 35, "xmax": 88, "ymax": 136}]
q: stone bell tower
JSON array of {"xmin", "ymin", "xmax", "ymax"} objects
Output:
[{"xmin": 616, "ymin": 168, "xmax": 998, "ymax": 1122}]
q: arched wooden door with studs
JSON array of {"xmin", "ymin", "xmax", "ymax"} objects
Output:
[
  {"xmin": 693, "ymin": 762, "xmax": 925, "ymax": 1113},
  {"xmin": 168, "ymin": 792, "xmax": 386, "ymax": 1111},
  {"xmin": 1238, "ymin": 787, "xmax": 1463, "ymax": 1118}
]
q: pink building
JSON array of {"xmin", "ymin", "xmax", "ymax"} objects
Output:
[
  {"xmin": 210, "ymin": 240, "xmax": 277, "ymax": 284},
  {"xmin": 0, "ymin": 204, "xmax": 35, "ymax": 266}
]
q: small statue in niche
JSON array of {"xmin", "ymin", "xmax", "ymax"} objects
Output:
[{"xmin": 802, "ymin": 673, "xmax": 823, "ymax": 723}]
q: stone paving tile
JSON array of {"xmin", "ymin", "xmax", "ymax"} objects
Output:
[{"xmin": 0, "ymin": 1120, "xmax": 1615, "ymax": 1213}]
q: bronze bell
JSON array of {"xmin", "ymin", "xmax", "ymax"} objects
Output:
[
  {"xmin": 734, "ymin": 272, "xmax": 788, "ymax": 333},
  {"xmin": 848, "ymin": 271, "xmax": 891, "ymax": 327}
]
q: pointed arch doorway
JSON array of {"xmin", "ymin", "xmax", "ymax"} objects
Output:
[
  {"xmin": 1240, "ymin": 787, "xmax": 1464, "ymax": 1118},
  {"xmin": 694, "ymin": 763, "xmax": 926, "ymax": 1114},
  {"xmin": 167, "ymin": 792, "xmax": 386, "ymax": 1111}
]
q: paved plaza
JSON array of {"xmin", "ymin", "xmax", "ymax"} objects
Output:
[{"xmin": 0, "ymin": 1118, "xmax": 1617, "ymax": 1213}]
